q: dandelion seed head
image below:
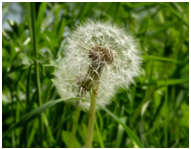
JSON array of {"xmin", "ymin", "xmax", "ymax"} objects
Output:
[{"xmin": 54, "ymin": 19, "xmax": 142, "ymax": 110}]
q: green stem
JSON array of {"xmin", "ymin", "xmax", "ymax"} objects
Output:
[
  {"xmin": 28, "ymin": 2, "xmax": 43, "ymax": 147},
  {"xmin": 69, "ymin": 106, "xmax": 81, "ymax": 148},
  {"xmin": 24, "ymin": 64, "xmax": 32, "ymax": 147},
  {"xmin": 11, "ymin": 92, "xmax": 15, "ymax": 148},
  {"xmin": 85, "ymin": 89, "xmax": 97, "ymax": 148},
  {"xmin": 165, "ymin": 80, "xmax": 168, "ymax": 147},
  {"xmin": 95, "ymin": 118, "xmax": 105, "ymax": 148},
  {"xmin": 26, "ymin": 65, "xmax": 32, "ymax": 112},
  {"xmin": 69, "ymin": 87, "xmax": 83, "ymax": 147}
]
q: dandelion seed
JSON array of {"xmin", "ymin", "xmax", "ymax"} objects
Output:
[{"xmin": 54, "ymin": 19, "xmax": 142, "ymax": 110}]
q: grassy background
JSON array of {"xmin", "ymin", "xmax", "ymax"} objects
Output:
[{"xmin": 2, "ymin": 2, "xmax": 189, "ymax": 148}]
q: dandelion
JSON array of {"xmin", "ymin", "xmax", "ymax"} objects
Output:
[
  {"xmin": 53, "ymin": 19, "xmax": 142, "ymax": 147},
  {"xmin": 54, "ymin": 20, "xmax": 142, "ymax": 109}
]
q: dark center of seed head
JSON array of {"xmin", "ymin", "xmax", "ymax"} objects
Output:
[
  {"xmin": 77, "ymin": 46, "xmax": 113, "ymax": 96},
  {"xmin": 89, "ymin": 46, "xmax": 113, "ymax": 64}
]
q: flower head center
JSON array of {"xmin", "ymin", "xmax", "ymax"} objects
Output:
[
  {"xmin": 77, "ymin": 46, "xmax": 113, "ymax": 96},
  {"xmin": 89, "ymin": 46, "xmax": 113, "ymax": 64}
]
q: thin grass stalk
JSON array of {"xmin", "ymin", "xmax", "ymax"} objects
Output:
[
  {"xmin": 28, "ymin": 2, "xmax": 43, "ymax": 147},
  {"xmin": 16, "ymin": 98, "xmax": 19, "ymax": 146},
  {"xmin": 85, "ymin": 89, "xmax": 97, "ymax": 148},
  {"xmin": 11, "ymin": 92, "xmax": 15, "ymax": 147},
  {"xmin": 69, "ymin": 106, "xmax": 81, "ymax": 147},
  {"xmin": 95, "ymin": 118, "xmax": 105, "ymax": 148},
  {"xmin": 24, "ymin": 64, "xmax": 32, "ymax": 147},
  {"xmin": 165, "ymin": 80, "xmax": 168, "ymax": 147}
]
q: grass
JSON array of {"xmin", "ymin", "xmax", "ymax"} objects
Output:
[
  {"xmin": 2, "ymin": 2, "xmax": 189, "ymax": 148},
  {"xmin": 28, "ymin": 2, "xmax": 43, "ymax": 147}
]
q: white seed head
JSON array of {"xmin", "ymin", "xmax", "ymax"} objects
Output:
[{"xmin": 53, "ymin": 19, "xmax": 142, "ymax": 110}]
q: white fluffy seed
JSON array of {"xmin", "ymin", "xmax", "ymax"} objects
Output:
[{"xmin": 53, "ymin": 19, "xmax": 142, "ymax": 110}]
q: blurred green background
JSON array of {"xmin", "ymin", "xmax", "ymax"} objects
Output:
[{"xmin": 2, "ymin": 2, "xmax": 189, "ymax": 148}]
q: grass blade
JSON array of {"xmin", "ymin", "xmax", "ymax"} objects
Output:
[
  {"xmin": 36, "ymin": 2, "xmax": 47, "ymax": 36},
  {"xmin": 2, "ymin": 98, "xmax": 82, "ymax": 137},
  {"xmin": 148, "ymin": 21, "xmax": 177, "ymax": 38},
  {"xmin": 3, "ymin": 97, "xmax": 143, "ymax": 147},
  {"xmin": 143, "ymin": 55, "xmax": 180, "ymax": 63},
  {"xmin": 98, "ymin": 105, "xmax": 144, "ymax": 148},
  {"xmin": 165, "ymin": 80, "xmax": 168, "ymax": 147},
  {"xmin": 28, "ymin": 2, "xmax": 43, "ymax": 146},
  {"xmin": 158, "ymin": 78, "xmax": 189, "ymax": 86},
  {"xmin": 95, "ymin": 118, "xmax": 105, "ymax": 148}
]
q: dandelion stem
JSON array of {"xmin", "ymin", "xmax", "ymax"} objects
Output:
[
  {"xmin": 69, "ymin": 106, "xmax": 81, "ymax": 148},
  {"xmin": 85, "ymin": 89, "xmax": 97, "ymax": 148}
]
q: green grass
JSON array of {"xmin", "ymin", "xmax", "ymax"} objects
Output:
[{"xmin": 2, "ymin": 2, "xmax": 189, "ymax": 148}]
